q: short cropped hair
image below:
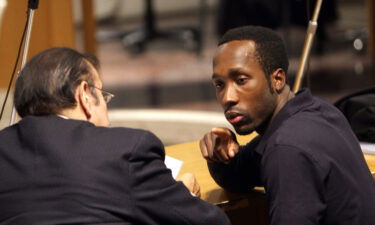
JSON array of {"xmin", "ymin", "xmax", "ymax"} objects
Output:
[
  {"xmin": 219, "ymin": 26, "xmax": 289, "ymax": 78},
  {"xmin": 14, "ymin": 47, "xmax": 100, "ymax": 118}
]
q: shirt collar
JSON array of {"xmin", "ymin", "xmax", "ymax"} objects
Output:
[
  {"xmin": 57, "ymin": 114, "xmax": 69, "ymax": 119},
  {"xmin": 254, "ymin": 88, "xmax": 315, "ymax": 155}
]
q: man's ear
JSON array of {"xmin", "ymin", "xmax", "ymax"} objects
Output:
[
  {"xmin": 270, "ymin": 68, "xmax": 286, "ymax": 93},
  {"xmin": 76, "ymin": 81, "xmax": 92, "ymax": 120}
]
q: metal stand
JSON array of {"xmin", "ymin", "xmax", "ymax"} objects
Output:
[
  {"xmin": 292, "ymin": 0, "xmax": 324, "ymax": 93},
  {"xmin": 9, "ymin": 0, "xmax": 38, "ymax": 125}
]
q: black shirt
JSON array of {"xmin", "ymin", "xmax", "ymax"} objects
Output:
[{"xmin": 209, "ymin": 89, "xmax": 375, "ymax": 225}]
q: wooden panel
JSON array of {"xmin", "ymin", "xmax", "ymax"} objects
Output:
[
  {"xmin": 81, "ymin": 0, "xmax": 96, "ymax": 55},
  {"xmin": 0, "ymin": 0, "xmax": 75, "ymax": 89},
  {"xmin": 364, "ymin": 154, "xmax": 375, "ymax": 175}
]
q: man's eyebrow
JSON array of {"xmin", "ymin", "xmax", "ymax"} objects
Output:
[
  {"xmin": 212, "ymin": 68, "xmax": 246, "ymax": 79},
  {"xmin": 227, "ymin": 68, "xmax": 245, "ymax": 77}
]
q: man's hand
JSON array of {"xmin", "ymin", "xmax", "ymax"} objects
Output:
[
  {"xmin": 177, "ymin": 173, "xmax": 201, "ymax": 198},
  {"xmin": 199, "ymin": 127, "xmax": 239, "ymax": 164}
]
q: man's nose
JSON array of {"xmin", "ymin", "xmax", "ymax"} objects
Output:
[{"xmin": 222, "ymin": 85, "xmax": 239, "ymax": 107}]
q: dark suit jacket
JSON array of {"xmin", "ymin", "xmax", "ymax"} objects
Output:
[{"xmin": 0, "ymin": 115, "xmax": 230, "ymax": 225}]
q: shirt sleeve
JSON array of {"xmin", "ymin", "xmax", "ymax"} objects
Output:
[
  {"xmin": 263, "ymin": 144, "xmax": 326, "ymax": 225},
  {"xmin": 129, "ymin": 131, "xmax": 230, "ymax": 225},
  {"xmin": 207, "ymin": 136, "xmax": 263, "ymax": 193}
]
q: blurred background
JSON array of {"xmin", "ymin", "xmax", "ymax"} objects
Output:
[{"xmin": 0, "ymin": 0, "xmax": 374, "ymax": 145}]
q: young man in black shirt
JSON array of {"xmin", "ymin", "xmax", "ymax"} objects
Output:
[{"xmin": 200, "ymin": 25, "xmax": 375, "ymax": 225}]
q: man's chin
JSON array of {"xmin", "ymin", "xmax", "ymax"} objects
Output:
[{"xmin": 233, "ymin": 125, "xmax": 254, "ymax": 135}]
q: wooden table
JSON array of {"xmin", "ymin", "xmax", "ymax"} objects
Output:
[
  {"xmin": 165, "ymin": 134, "xmax": 375, "ymax": 225},
  {"xmin": 165, "ymin": 133, "xmax": 267, "ymax": 225},
  {"xmin": 165, "ymin": 133, "xmax": 259, "ymax": 204}
]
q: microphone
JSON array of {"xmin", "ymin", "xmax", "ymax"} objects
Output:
[{"xmin": 28, "ymin": 0, "xmax": 38, "ymax": 9}]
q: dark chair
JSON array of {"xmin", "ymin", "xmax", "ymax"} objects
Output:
[{"xmin": 120, "ymin": 0, "xmax": 207, "ymax": 55}]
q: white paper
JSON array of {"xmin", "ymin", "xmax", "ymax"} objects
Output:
[
  {"xmin": 360, "ymin": 142, "xmax": 375, "ymax": 154},
  {"xmin": 164, "ymin": 155, "xmax": 183, "ymax": 179}
]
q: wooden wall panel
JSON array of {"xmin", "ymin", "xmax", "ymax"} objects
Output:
[{"xmin": 0, "ymin": 0, "xmax": 75, "ymax": 89}]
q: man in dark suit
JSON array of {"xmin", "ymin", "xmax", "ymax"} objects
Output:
[{"xmin": 0, "ymin": 47, "xmax": 230, "ymax": 225}]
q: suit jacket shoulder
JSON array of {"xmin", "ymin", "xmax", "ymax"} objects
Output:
[{"xmin": 0, "ymin": 115, "xmax": 230, "ymax": 225}]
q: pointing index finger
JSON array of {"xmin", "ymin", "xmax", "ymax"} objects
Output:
[
  {"xmin": 211, "ymin": 127, "xmax": 232, "ymax": 141},
  {"xmin": 212, "ymin": 127, "xmax": 238, "ymax": 158}
]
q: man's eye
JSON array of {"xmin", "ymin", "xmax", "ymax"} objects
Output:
[
  {"xmin": 236, "ymin": 77, "xmax": 248, "ymax": 84},
  {"xmin": 213, "ymin": 81, "xmax": 224, "ymax": 89}
]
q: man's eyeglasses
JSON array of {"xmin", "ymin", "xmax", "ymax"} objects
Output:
[{"xmin": 91, "ymin": 86, "xmax": 115, "ymax": 104}]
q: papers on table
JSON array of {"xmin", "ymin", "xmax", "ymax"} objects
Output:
[
  {"xmin": 360, "ymin": 142, "xmax": 375, "ymax": 154},
  {"xmin": 164, "ymin": 155, "xmax": 183, "ymax": 179}
]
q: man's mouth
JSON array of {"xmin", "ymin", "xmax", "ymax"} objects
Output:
[{"xmin": 225, "ymin": 111, "xmax": 245, "ymax": 125}]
